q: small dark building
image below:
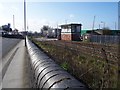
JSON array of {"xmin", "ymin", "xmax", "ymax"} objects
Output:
[
  {"xmin": 60, "ymin": 23, "xmax": 82, "ymax": 41},
  {"xmin": 54, "ymin": 28, "xmax": 61, "ymax": 40}
]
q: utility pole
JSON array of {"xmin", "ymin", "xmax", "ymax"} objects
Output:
[
  {"xmin": 27, "ymin": 20, "xmax": 29, "ymax": 30},
  {"xmin": 115, "ymin": 22, "xmax": 116, "ymax": 30},
  {"xmin": 65, "ymin": 19, "xmax": 68, "ymax": 24},
  {"xmin": 24, "ymin": 0, "xmax": 26, "ymax": 46},
  {"xmin": 92, "ymin": 16, "xmax": 96, "ymax": 30},
  {"xmin": 118, "ymin": 1, "xmax": 120, "ymax": 30},
  {"xmin": 99, "ymin": 24, "xmax": 100, "ymax": 29},
  {"xmin": 57, "ymin": 22, "xmax": 58, "ymax": 38},
  {"xmin": 101, "ymin": 21, "xmax": 105, "ymax": 29},
  {"xmin": 104, "ymin": 22, "xmax": 105, "ymax": 28},
  {"xmin": 13, "ymin": 15, "xmax": 15, "ymax": 30}
]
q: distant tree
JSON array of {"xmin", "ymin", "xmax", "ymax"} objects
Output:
[
  {"xmin": 41, "ymin": 25, "xmax": 50, "ymax": 31},
  {"xmin": 41, "ymin": 25, "xmax": 52, "ymax": 37},
  {"xmin": 34, "ymin": 31, "xmax": 37, "ymax": 34},
  {"xmin": 9, "ymin": 28, "xmax": 12, "ymax": 32},
  {"xmin": 102, "ymin": 27, "xmax": 110, "ymax": 30},
  {"xmin": 27, "ymin": 31, "xmax": 33, "ymax": 37},
  {"xmin": 102, "ymin": 27, "xmax": 112, "ymax": 35},
  {"xmin": 2, "ymin": 25, "xmax": 12, "ymax": 32}
]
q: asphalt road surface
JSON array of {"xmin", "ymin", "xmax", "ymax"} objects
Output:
[{"xmin": 1, "ymin": 37, "xmax": 21, "ymax": 58}]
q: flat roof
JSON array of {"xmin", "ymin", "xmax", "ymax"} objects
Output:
[{"xmin": 60, "ymin": 23, "xmax": 82, "ymax": 27}]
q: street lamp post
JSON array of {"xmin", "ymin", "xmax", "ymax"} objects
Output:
[
  {"xmin": 115, "ymin": 22, "xmax": 116, "ymax": 30},
  {"xmin": 101, "ymin": 21, "xmax": 105, "ymax": 29},
  {"xmin": 92, "ymin": 16, "xmax": 96, "ymax": 30},
  {"xmin": 104, "ymin": 22, "xmax": 105, "ymax": 28},
  {"xmin": 24, "ymin": 0, "xmax": 26, "ymax": 46},
  {"xmin": 65, "ymin": 19, "xmax": 68, "ymax": 24},
  {"xmin": 99, "ymin": 24, "xmax": 101, "ymax": 29}
]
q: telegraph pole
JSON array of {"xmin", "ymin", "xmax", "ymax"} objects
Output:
[
  {"xmin": 118, "ymin": 1, "xmax": 120, "ymax": 28},
  {"xmin": 101, "ymin": 21, "xmax": 105, "ymax": 29},
  {"xmin": 115, "ymin": 22, "xmax": 116, "ymax": 30},
  {"xmin": 24, "ymin": 0, "xmax": 26, "ymax": 46},
  {"xmin": 92, "ymin": 16, "xmax": 96, "ymax": 30},
  {"xmin": 65, "ymin": 19, "xmax": 68, "ymax": 24},
  {"xmin": 99, "ymin": 24, "xmax": 100, "ymax": 29},
  {"xmin": 103, "ymin": 22, "xmax": 105, "ymax": 28},
  {"xmin": 57, "ymin": 22, "xmax": 58, "ymax": 38},
  {"xmin": 27, "ymin": 20, "xmax": 29, "ymax": 31}
]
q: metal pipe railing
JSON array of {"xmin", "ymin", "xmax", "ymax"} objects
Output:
[{"xmin": 26, "ymin": 37, "xmax": 89, "ymax": 90}]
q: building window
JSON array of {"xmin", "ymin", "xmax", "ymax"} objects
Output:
[
  {"xmin": 76, "ymin": 26, "xmax": 80, "ymax": 32},
  {"xmin": 72, "ymin": 26, "xmax": 76, "ymax": 32}
]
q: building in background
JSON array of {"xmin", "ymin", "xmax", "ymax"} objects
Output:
[
  {"xmin": 82, "ymin": 29, "xmax": 120, "ymax": 43},
  {"xmin": 1, "ymin": 23, "xmax": 12, "ymax": 35},
  {"xmin": 60, "ymin": 23, "xmax": 82, "ymax": 41},
  {"xmin": 47, "ymin": 28, "xmax": 61, "ymax": 39},
  {"xmin": 55, "ymin": 28, "xmax": 61, "ymax": 40},
  {"xmin": 12, "ymin": 29, "xmax": 19, "ymax": 35},
  {"xmin": 1, "ymin": 23, "xmax": 11, "ymax": 32}
]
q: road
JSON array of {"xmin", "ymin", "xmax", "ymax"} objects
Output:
[
  {"xmin": 1, "ymin": 37, "xmax": 21, "ymax": 59},
  {"xmin": 0, "ymin": 37, "xmax": 22, "ymax": 70}
]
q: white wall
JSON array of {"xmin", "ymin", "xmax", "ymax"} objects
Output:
[{"xmin": 61, "ymin": 28, "xmax": 71, "ymax": 33}]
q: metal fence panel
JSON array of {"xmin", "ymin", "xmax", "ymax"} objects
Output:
[{"xmin": 90, "ymin": 35, "xmax": 120, "ymax": 44}]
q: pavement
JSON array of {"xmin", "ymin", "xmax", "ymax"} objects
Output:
[{"xmin": 0, "ymin": 39, "xmax": 31, "ymax": 89}]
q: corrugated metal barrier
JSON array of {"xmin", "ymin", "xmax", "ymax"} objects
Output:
[{"xmin": 26, "ymin": 37, "xmax": 89, "ymax": 90}]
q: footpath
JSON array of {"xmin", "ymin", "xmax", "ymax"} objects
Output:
[{"xmin": 1, "ymin": 40, "xmax": 31, "ymax": 89}]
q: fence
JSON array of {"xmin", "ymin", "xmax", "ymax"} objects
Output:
[{"xmin": 90, "ymin": 35, "xmax": 120, "ymax": 44}]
